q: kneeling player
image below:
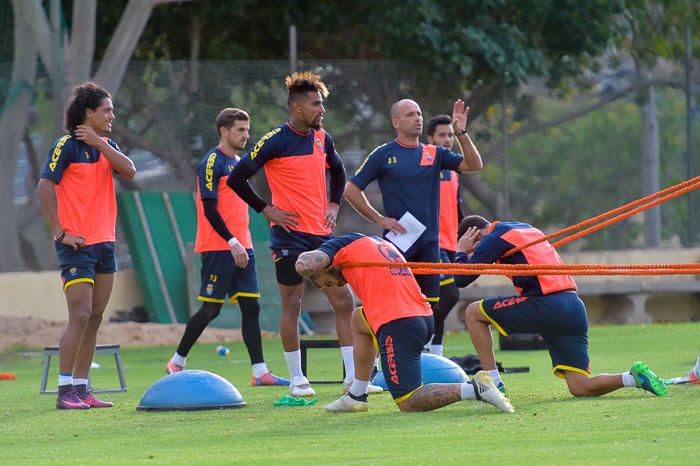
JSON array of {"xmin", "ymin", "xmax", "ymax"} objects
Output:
[
  {"xmin": 455, "ymin": 215, "xmax": 667, "ymax": 397},
  {"xmin": 295, "ymin": 233, "xmax": 513, "ymax": 413}
]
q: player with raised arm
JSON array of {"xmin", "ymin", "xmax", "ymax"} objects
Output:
[{"xmin": 344, "ymin": 99, "xmax": 482, "ymax": 311}]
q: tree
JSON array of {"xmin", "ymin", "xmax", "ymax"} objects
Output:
[
  {"xmin": 620, "ymin": 0, "xmax": 700, "ymax": 247},
  {"xmin": 84, "ymin": 0, "xmax": 628, "ymax": 216},
  {"xmin": 0, "ymin": 0, "xmax": 184, "ymax": 272}
]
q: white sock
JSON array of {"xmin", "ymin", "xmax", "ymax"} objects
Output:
[
  {"xmin": 692, "ymin": 352, "xmax": 700, "ymax": 377},
  {"xmin": 284, "ymin": 350, "xmax": 304, "ymax": 378},
  {"xmin": 488, "ymin": 369, "xmax": 502, "ymax": 385},
  {"xmin": 460, "ymin": 381, "xmax": 476, "ymax": 400},
  {"xmin": 621, "ymin": 371, "xmax": 636, "ymax": 387},
  {"xmin": 374, "ymin": 357, "xmax": 380, "ymax": 371},
  {"xmin": 340, "ymin": 346, "xmax": 355, "ymax": 381},
  {"xmin": 350, "ymin": 379, "xmax": 369, "ymax": 397},
  {"xmin": 73, "ymin": 378, "xmax": 89, "ymax": 387},
  {"xmin": 430, "ymin": 344, "xmax": 443, "ymax": 356},
  {"xmin": 172, "ymin": 352, "xmax": 186, "ymax": 367},
  {"xmin": 252, "ymin": 363, "xmax": 269, "ymax": 378},
  {"xmin": 58, "ymin": 373, "xmax": 73, "ymax": 386}
]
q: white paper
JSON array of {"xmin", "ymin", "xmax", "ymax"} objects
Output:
[{"xmin": 385, "ymin": 211, "xmax": 426, "ymax": 252}]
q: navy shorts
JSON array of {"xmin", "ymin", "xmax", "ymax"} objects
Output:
[
  {"xmin": 375, "ymin": 315, "xmax": 434, "ymax": 402},
  {"xmin": 479, "ymin": 291, "xmax": 590, "ymax": 378},
  {"xmin": 400, "ymin": 239, "xmax": 440, "ymax": 302},
  {"xmin": 199, "ymin": 249, "xmax": 259, "ymax": 303},
  {"xmin": 270, "ymin": 226, "xmax": 334, "ymax": 286},
  {"xmin": 55, "ymin": 241, "xmax": 116, "ymax": 290},
  {"xmin": 439, "ymin": 248, "xmax": 456, "ymax": 287}
]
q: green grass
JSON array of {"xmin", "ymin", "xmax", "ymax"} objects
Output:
[{"xmin": 1, "ymin": 323, "xmax": 699, "ymax": 465}]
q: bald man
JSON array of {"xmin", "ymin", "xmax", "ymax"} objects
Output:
[{"xmin": 344, "ymin": 99, "xmax": 483, "ymax": 305}]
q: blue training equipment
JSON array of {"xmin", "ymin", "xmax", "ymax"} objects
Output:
[
  {"xmin": 136, "ymin": 370, "xmax": 246, "ymax": 411},
  {"xmin": 371, "ymin": 353, "xmax": 468, "ymax": 389}
]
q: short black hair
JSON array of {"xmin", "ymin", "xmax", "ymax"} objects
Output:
[
  {"xmin": 215, "ymin": 108, "xmax": 249, "ymax": 133},
  {"xmin": 64, "ymin": 82, "xmax": 111, "ymax": 132},
  {"xmin": 427, "ymin": 114, "xmax": 452, "ymax": 137},
  {"xmin": 457, "ymin": 215, "xmax": 490, "ymax": 239},
  {"xmin": 285, "ymin": 71, "xmax": 329, "ymax": 106}
]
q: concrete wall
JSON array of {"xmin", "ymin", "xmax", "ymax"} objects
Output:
[
  {"xmin": 0, "ymin": 270, "xmax": 143, "ymax": 321},
  {"xmin": 3, "ymin": 248, "xmax": 697, "ymax": 329}
]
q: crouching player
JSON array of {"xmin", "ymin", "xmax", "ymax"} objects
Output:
[
  {"xmin": 454, "ymin": 215, "xmax": 667, "ymax": 398},
  {"xmin": 295, "ymin": 233, "xmax": 514, "ymax": 413}
]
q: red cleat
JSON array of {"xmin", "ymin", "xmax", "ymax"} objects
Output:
[
  {"xmin": 78, "ymin": 392, "xmax": 113, "ymax": 408},
  {"xmin": 165, "ymin": 359, "xmax": 184, "ymax": 375}
]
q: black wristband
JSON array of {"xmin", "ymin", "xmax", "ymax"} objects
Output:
[
  {"xmin": 457, "ymin": 128, "xmax": 468, "ymax": 136},
  {"xmin": 55, "ymin": 231, "xmax": 66, "ymax": 242}
]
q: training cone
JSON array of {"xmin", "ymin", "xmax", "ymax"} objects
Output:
[
  {"xmin": 372, "ymin": 353, "xmax": 468, "ymax": 389},
  {"xmin": 137, "ymin": 370, "xmax": 246, "ymax": 411}
]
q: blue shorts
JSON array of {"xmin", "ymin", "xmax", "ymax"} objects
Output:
[
  {"xmin": 439, "ymin": 248, "xmax": 456, "ymax": 287},
  {"xmin": 400, "ymin": 239, "xmax": 440, "ymax": 302},
  {"xmin": 479, "ymin": 291, "xmax": 590, "ymax": 378},
  {"xmin": 375, "ymin": 315, "xmax": 434, "ymax": 402},
  {"xmin": 270, "ymin": 226, "xmax": 334, "ymax": 257},
  {"xmin": 270, "ymin": 226, "xmax": 334, "ymax": 286},
  {"xmin": 55, "ymin": 241, "xmax": 116, "ymax": 290},
  {"xmin": 199, "ymin": 249, "xmax": 259, "ymax": 303}
]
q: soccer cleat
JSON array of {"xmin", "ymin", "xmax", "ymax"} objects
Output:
[
  {"xmin": 631, "ymin": 361, "xmax": 668, "ymax": 396},
  {"xmin": 251, "ymin": 372, "xmax": 290, "ymax": 386},
  {"xmin": 471, "ymin": 371, "xmax": 515, "ymax": 413},
  {"xmin": 165, "ymin": 359, "xmax": 184, "ymax": 375},
  {"xmin": 78, "ymin": 392, "xmax": 113, "ymax": 408},
  {"xmin": 56, "ymin": 391, "xmax": 90, "ymax": 410},
  {"xmin": 325, "ymin": 393, "xmax": 368, "ymax": 413},
  {"xmin": 289, "ymin": 375, "xmax": 316, "ymax": 397},
  {"xmin": 342, "ymin": 378, "xmax": 384, "ymax": 395}
]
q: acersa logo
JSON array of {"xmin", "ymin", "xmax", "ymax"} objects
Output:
[
  {"xmin": 493, "ymin": 296, "xmax": 528, "ymax": 309},
  {"xmin": 385, "ymin": 335, "xmax": 399, "ymax": 384}
]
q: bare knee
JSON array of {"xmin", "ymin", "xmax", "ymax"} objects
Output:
[
  {"xmin": 396, "ymin": 400, "xmax": 418, "ymax": 412},
  {"xmin": 465, "ymin": 302, "xmax": 481, "ymax": 324},
  {"xmin": 326, "ymin": 285, "xmax": 354, "ymax": 314},
  {"xmin": 67, "ymin": 306, "xmax": 92, "ymax": 328},
  {"xmin": 86, "ymin": 311, "xmax": 104, "ymax": 329}
]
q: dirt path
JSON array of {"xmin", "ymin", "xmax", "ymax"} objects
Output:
[{"xmin": 0, "ymin": 315, "xmax": 245, "ymax": 353}]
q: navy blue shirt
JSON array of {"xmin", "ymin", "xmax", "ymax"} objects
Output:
[
  {"xmin": 351, "ymin": 140, "xmax": 463, "ymax": 241},
  {"xmin": 454, "ymin": 221, "xmax": 577, "ymax": 296}
]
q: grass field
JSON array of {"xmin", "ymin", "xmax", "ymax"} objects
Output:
[{"xmin": 1, "ymin": 322, "xmax": 698, "ymax": 465}]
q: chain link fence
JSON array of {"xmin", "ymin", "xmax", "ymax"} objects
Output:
[{"xmin": 3, "ymin": 59, "xmax": 699, "ymax": 272}]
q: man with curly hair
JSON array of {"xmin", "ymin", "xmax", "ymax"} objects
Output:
[
  {"xmin": 229, "ymin": 72, "xmax": 380, "ymax": 397},
  {"xmin": 37, "ymin": 82, "xmax": 136, "ymax": 409}
]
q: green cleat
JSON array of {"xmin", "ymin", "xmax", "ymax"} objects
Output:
[{"xmin": 631, "ymin": 361, "xmax": 668, "ymax": 396}]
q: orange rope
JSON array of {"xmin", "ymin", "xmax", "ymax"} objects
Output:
[
  {"xmin": 343, "ymin": 261, "xmax": 700, "ymax": 276},
  {"xmin": 344, "ymin": 261, "xmax": 700, "ymax": 271},
  {"xmin": 502, "ymin": 175, "xmax": 700, "ymax": 257},
  {"xmin": 410, "ymin": 267, "xmax": 700, "ymax": 276}
]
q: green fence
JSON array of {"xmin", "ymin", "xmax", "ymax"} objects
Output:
[{"xmin": 117, "ymin": 191, "xmax": 281, "ymax": 331}]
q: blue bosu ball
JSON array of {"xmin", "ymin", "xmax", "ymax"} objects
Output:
[
  {"xmin": 371, "ymin": 353, "xmax": 468, "ymax": 389},
  {"xmin": 136, "ymin": 370, "xmax": 246, "ymax": 411}
]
